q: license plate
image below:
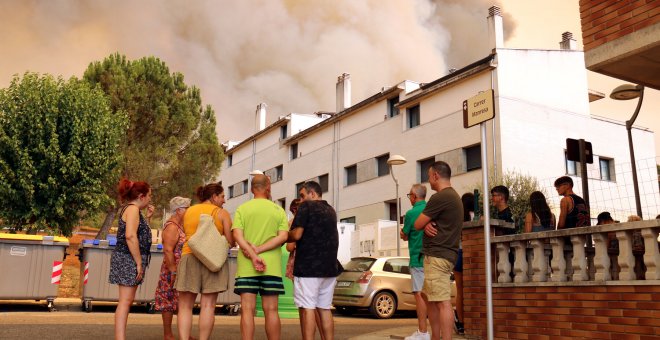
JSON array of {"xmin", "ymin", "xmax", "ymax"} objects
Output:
[{"xmin": 336, "ymin": 281, "xmax": 351, "ymax": 287}]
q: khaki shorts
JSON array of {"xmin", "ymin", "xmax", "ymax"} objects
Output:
[
  {"xmin": 422, "ymin": 256, "xmax": 453, "ymax": 302},
  {"xmin": 175, "ymin": 254, "xmax": 229, "ymax": 294}
]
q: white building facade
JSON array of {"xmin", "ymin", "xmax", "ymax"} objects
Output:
[{"xmin": 220, "ymin": 7, "xmax": 659, "ymax": 259}]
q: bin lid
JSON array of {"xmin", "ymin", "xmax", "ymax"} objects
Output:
[{"xmin": 0, "ymin": 233, "xmax": 69, "ymax": 244}]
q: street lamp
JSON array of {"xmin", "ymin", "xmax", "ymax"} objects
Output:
[
  {"xmin": 610, "ymin": 84, "xmax": 645, "ymax": 218},
  {"xmin": 387, "ymin": 154, "xmax": 407, "ymax": 256}
]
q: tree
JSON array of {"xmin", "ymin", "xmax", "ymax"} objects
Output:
[
  {"xmin": 83, "ymin": 54, "xmax": 223, "ymax": 238},
  {"xmin": 472, "ymin": 171, "xmax": 543, "ymax": 233},
  {"xmin": 0, "ymin": 73, "xmax": 126, "ymax": 236}
]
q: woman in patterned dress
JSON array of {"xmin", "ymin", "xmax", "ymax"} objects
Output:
[
  {"xmin": 109, "ymin": 178, "xmax": 154, "ymax": 340},
  {"xmin": 155, "ymin": 196, "xmax": 191, "ymax": 340}
]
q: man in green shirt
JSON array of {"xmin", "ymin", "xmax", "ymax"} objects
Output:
[
  {"xmin": 400, "ymin": 184, "xmax": 429, "ymax": 340},
  {"xmin": 232, "ymin": 174, "xmax": 289, "ymax": 340}
]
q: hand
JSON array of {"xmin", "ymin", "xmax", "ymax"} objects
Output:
[
  {"xmin": 399, "ymin": 229, "xmax": 405, "ymax": 240},
  {"xmin": 169, "ymin": 271, "xmax": 177, "ymax": 286},
  {"xmin": 252, "ymin": 257, "xmax": 266, "ymax": 272},
  {"xmin": 241, "ymin": 243, "xmax": 254, "ymax": 259},
  {"xmin": 136, "ymin": 263, "xmax": 144, "ymax": 283},
  {"xmin": 424, "ymin": 222, "xmax": 438, "ymax": 237},
  {"xmin": 146, "ymin": 205, "xmax": 155, "ymax": 219}
]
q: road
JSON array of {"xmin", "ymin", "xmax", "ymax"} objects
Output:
[{"xmin": 0, "ymin": 300, "xmax": 419, "ymax": 340}]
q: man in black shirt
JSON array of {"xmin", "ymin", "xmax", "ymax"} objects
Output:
[
  {"xmin": 491, "ymin": 185, "xmax": 515, "ymax": 235},
  {"xmin": 288, "ymin": 181, "xmax": 342, "ymax": 340}
]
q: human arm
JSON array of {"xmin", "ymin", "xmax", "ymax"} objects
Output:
[
  {"xmin": 557, "ymin": 197, "xmax": 569, "ymax": 229},
  {"xmin": 286, "ymin": 242, "xmax": 296, "ymax": 252},
  {"xmin": 413, "ymin": 213, "xmax": 437, "ymax": 237},
  {"xmin": 551, "ymin": 213, "xmax": 556, "ymax": 230},
  {"xmin": 254, "ymin": 230, "xmax": 288, "ymax": 254},
  {"xmin": 288, "ymin": 227, "xmax": 304, "ymax": 242},
  {"xmin": 524, "ymin": 212, "xmax": 533, "ymax": 233},
  {"xmin": 123, "ymin": 205, "xmax": 144, "ymax": 281},
  {"xmin": 232, "ymin": 228, "xmax": 266, "ymax": 271},
  {"xmin": 218, "ymin": 209, "xmax": 236, "ymax": 248},
  {"xmin": 161, "ymin": 223, "xmax": 178, "ymax": 273},
  {"xmin": 401, "ymin": 211, "xmax": 412, "ymax": 241}
]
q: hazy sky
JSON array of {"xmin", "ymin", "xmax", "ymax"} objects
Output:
[{"xmin": 0, "ymin": 0, "xmax": 658, "ymax": 157}]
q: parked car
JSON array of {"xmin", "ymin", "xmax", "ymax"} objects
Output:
[{"xmin": 333, "ymin": 256, "xmax": 456, "ymax": 319}]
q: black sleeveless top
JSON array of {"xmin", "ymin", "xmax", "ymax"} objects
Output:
[
  {"xmin": 565, "ymin": 194, "xmax": 590, "ymax": 228},
  {"xmin": 115, "ymin": 204, "xmax": 152, "ymax": 257}
]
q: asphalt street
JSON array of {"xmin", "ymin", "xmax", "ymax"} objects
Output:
[{"xmin": 0, "ymin": 300, "xmax": 423, "ymax": 340}]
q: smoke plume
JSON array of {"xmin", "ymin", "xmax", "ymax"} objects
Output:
[{"xmin": 0, "ymin": 0, "xmax": 515, "ymax": 141}]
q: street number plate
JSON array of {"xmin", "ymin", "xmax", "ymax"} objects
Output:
[{"xmin": 336, "ymin": 281, "xmax": 351, "ymax": 287}]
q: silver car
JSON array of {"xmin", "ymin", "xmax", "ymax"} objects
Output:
[{"xmin": 333, "ymin": 256, "xmax": 456, "ymax": 319}]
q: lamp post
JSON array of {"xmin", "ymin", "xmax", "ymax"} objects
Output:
[
  {"xmin": 610, "ymin": 84, "xmax": 645, "ymax": 218},
  {"xmin": 387, "ymin": 154, "xmax": 407, "ymax": 256}
]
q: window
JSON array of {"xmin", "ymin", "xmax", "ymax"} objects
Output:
[
  {"xmin": 295, "ymin": 182, "xmax": 305, "ymax": 197},
  {"xmin": 387, "ymin": 201, "xmax": 397, "ymax": 222},
  {"xmin": 376, "ymin": 154, "xmax": 390, "ymax": 177},
  {"xmin": 345, "ymin": 165, "xmax": 357, "ymax": 186},
  {"xmin": 464, "ymin": 145, "xmax": 481, "ymax": 171},
  {"xmin": 318, "ymin": 174, "xmax": 329, "ymax": 193},
  {"xmin": 280, "ymin": 125, "xmax": 287, "ymax": 140},
  {"xmin": 228, "ymin": 186, "xmax": 234, "ymax": 198},
  {"xmin": 291, "ymin": 143, "xmax": 298, "ymax": 160},
  {"xmin": 340, "ymin": 216, "xmax": 356, "ymax": 224},
  {"xmin": 383, "ymin": 258, "xmax": 410, "ymax": 274},
  {"xmin": 276, "ymin": 165, "xmax": 283, "ymax": 181},
  {"xmin": 600, "ymin": 157, "xmax": 614, "ymax": 181},
  {"xmin": 407, "ymin": 105, "xmax": 420, "ymax": 128},
  {"xmin": 277, "ymin": 198, "xmax": 286, "ymax": 210},
  {"xmin": 418, "ymin": 157, "xmax": 435, "ymax": 183},
  {"xmin": 387, "ymin": 97, "xmax": 399, "ymax": 118},
  {"xmin": 242, "ymin": 180, "xmax": 248, "ymax": 194},
  {"xmin": 565, "ymin": 151, "xmax": 577, "ymax": 176},
  {"xmin": 227, "ymin": 154, "xmax": 233, "ymax": 167}
]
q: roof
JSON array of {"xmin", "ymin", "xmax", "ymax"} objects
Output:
[{"xmin": 225, "ymin": 115, "xmax": 290, "ymax": 154}]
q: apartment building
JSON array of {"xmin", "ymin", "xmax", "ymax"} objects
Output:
[{"xmin": 220, "ymin": 7, "xmax": 658, "ymax": 255}]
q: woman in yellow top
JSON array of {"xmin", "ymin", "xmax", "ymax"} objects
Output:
[{"xmin": 175, "ymin": 183, "xmax": 235, "ymax": 340}]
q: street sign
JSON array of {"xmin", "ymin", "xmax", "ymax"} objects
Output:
[
  {"xmin": 566, "ymin": 138, "xmax": 593, "ymax": 163},
  {"xmin": 463, "ymin": 89, "xmax": 495, "ymax": 128}
]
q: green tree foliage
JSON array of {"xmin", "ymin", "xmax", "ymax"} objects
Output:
[
  {"xmin": 0, "ymin": 73, "xmax": 126, "ymax": 236},
  {"xmin": 472, "ymin": 171, "xmax": 543, "ymax": 233},
  {"xmin": 83, "ymin": 54, "xmax": 223, "ymax": 236}
]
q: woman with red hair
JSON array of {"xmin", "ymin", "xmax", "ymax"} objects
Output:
[{"xmin": 109, "ymin": 178, "xmax": 155, "ymax": 340}]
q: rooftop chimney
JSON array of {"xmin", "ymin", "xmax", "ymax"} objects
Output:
[
  {"xmin": 487, "ymin": 6, "xmax": 504, "ymax": 51},
  {"xmin": 255, "ymin": 103, "xmax": 267, "ymax": 132},
  {"xmin": 336, "ymin": 73, "xmax": 351, "ymax": 112},
  {"xmin": 559, "ymin": 31, "xmax": 577, "ymax": 50}
]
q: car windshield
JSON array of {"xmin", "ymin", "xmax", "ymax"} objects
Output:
[{"xmin": 343, "ymin": 258, "xmax": 376, "ymax": 272}]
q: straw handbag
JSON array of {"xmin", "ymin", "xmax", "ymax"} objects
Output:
[{"xmin": 188, "ymin": 210, "xmax": 229, "ymax": 272}]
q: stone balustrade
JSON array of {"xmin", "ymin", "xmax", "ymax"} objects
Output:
[{"xmin": 490, "ymin": 219, "xmax": 660, "ymax": 285}]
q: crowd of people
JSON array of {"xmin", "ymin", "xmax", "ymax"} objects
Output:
[
  {"xmin": 108, "ymin": 175, "xmax": 342, "ymax": 340},
  {"xmin": 108, "ymin": 166, "xmax": 653, "ymax": 340}
]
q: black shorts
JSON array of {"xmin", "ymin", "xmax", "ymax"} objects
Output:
[{"xmin": 234, "ymin": 275, "xmax": 285, "ymax": 296}]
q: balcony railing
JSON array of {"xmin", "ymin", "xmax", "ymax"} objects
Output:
[{"xmin": 490, "ymin": 219, "xmax": 660, "ymax": 285}]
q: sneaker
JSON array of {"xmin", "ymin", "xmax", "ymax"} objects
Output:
[
  {"xmin": 454, "ymin": 309, "xmax": 465, "ymax": 335},
  {"xmin": 404, "ymin": 330, "xmax": 431, "ymax": 340}
]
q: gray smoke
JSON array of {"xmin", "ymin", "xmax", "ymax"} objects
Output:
[{"xmin": 0, "ymin": 0, "xmax": 515, "ymax": 141}]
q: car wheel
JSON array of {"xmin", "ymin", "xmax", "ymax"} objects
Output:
[
  {"xmin": 369, "ymin": 291, "xmax": 396, "ymax": 319},
  {"xmin": 335, "ymin": 306, "xmax": 355, "ymax": 316}
]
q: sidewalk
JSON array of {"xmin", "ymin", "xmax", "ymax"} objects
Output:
[{"xmin": 348, "ymin": 325, "xmax": 469, "ymax": 340}]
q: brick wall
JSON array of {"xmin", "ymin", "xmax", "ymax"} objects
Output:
[
  {"xmin": 462, "ymin": 223, "xmax": 660, "ymax": 340},
  {"xmin": 580, "ymin": 0, "xmax": 660, "ymax": 50}
]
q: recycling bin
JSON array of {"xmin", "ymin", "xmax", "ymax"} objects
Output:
[
  {"xmin": 80, "ymin": 240, "xmax": 239, "ymax": 313},
  {"xmin": 79, "ymin": 239, "xmax": 163, "ymax": 312},
  {"xmin": 0, "ymin": 233, "xmax": 70, "ymax": 311}
]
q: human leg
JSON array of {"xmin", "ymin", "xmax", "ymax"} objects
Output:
[
  {"xmin": 300, "ymin": 308, "xmax": 317, "ymax": 340},
  {"xmin": 422, "ymin": 256, "xmax": 454, "ymax": 340},
  {"xmin": 162, "ymin": 311, "xmax": 174, "ymax": 340},
  {"xmin": 114, "ymin": 285, "xmax": 138, "ymax": 340},
  {"xmin": 239, "ymin": 293, "xmax": 256, "ymax": 340},
  {"xmin": 314, "ymin": 309, "xmax": 327, "ymax": 340},
  {"xmin": 440, "ymin": 300, "xmax": 454, "ymax": 340},
  {"xmin": 316, "ymin": 308, "xmax": 334, "ymax": 340},
  {"xmin": 414, "ymin": 292, "xmax": 428, "ymax": 333},
  {"xmin": 198, "ymin": 292, "xmax": 219, "ymax": 340},
  {"xmin": 177, "ymin": 291, "xmax": 197, "ymax": 340},
  {"xmin": 455, "ymin": 271, "xmax": 464, "ymax": 334},
  {"xmin": 261, "ymin": 295, "xmax": 281, "ymax": 340}
]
